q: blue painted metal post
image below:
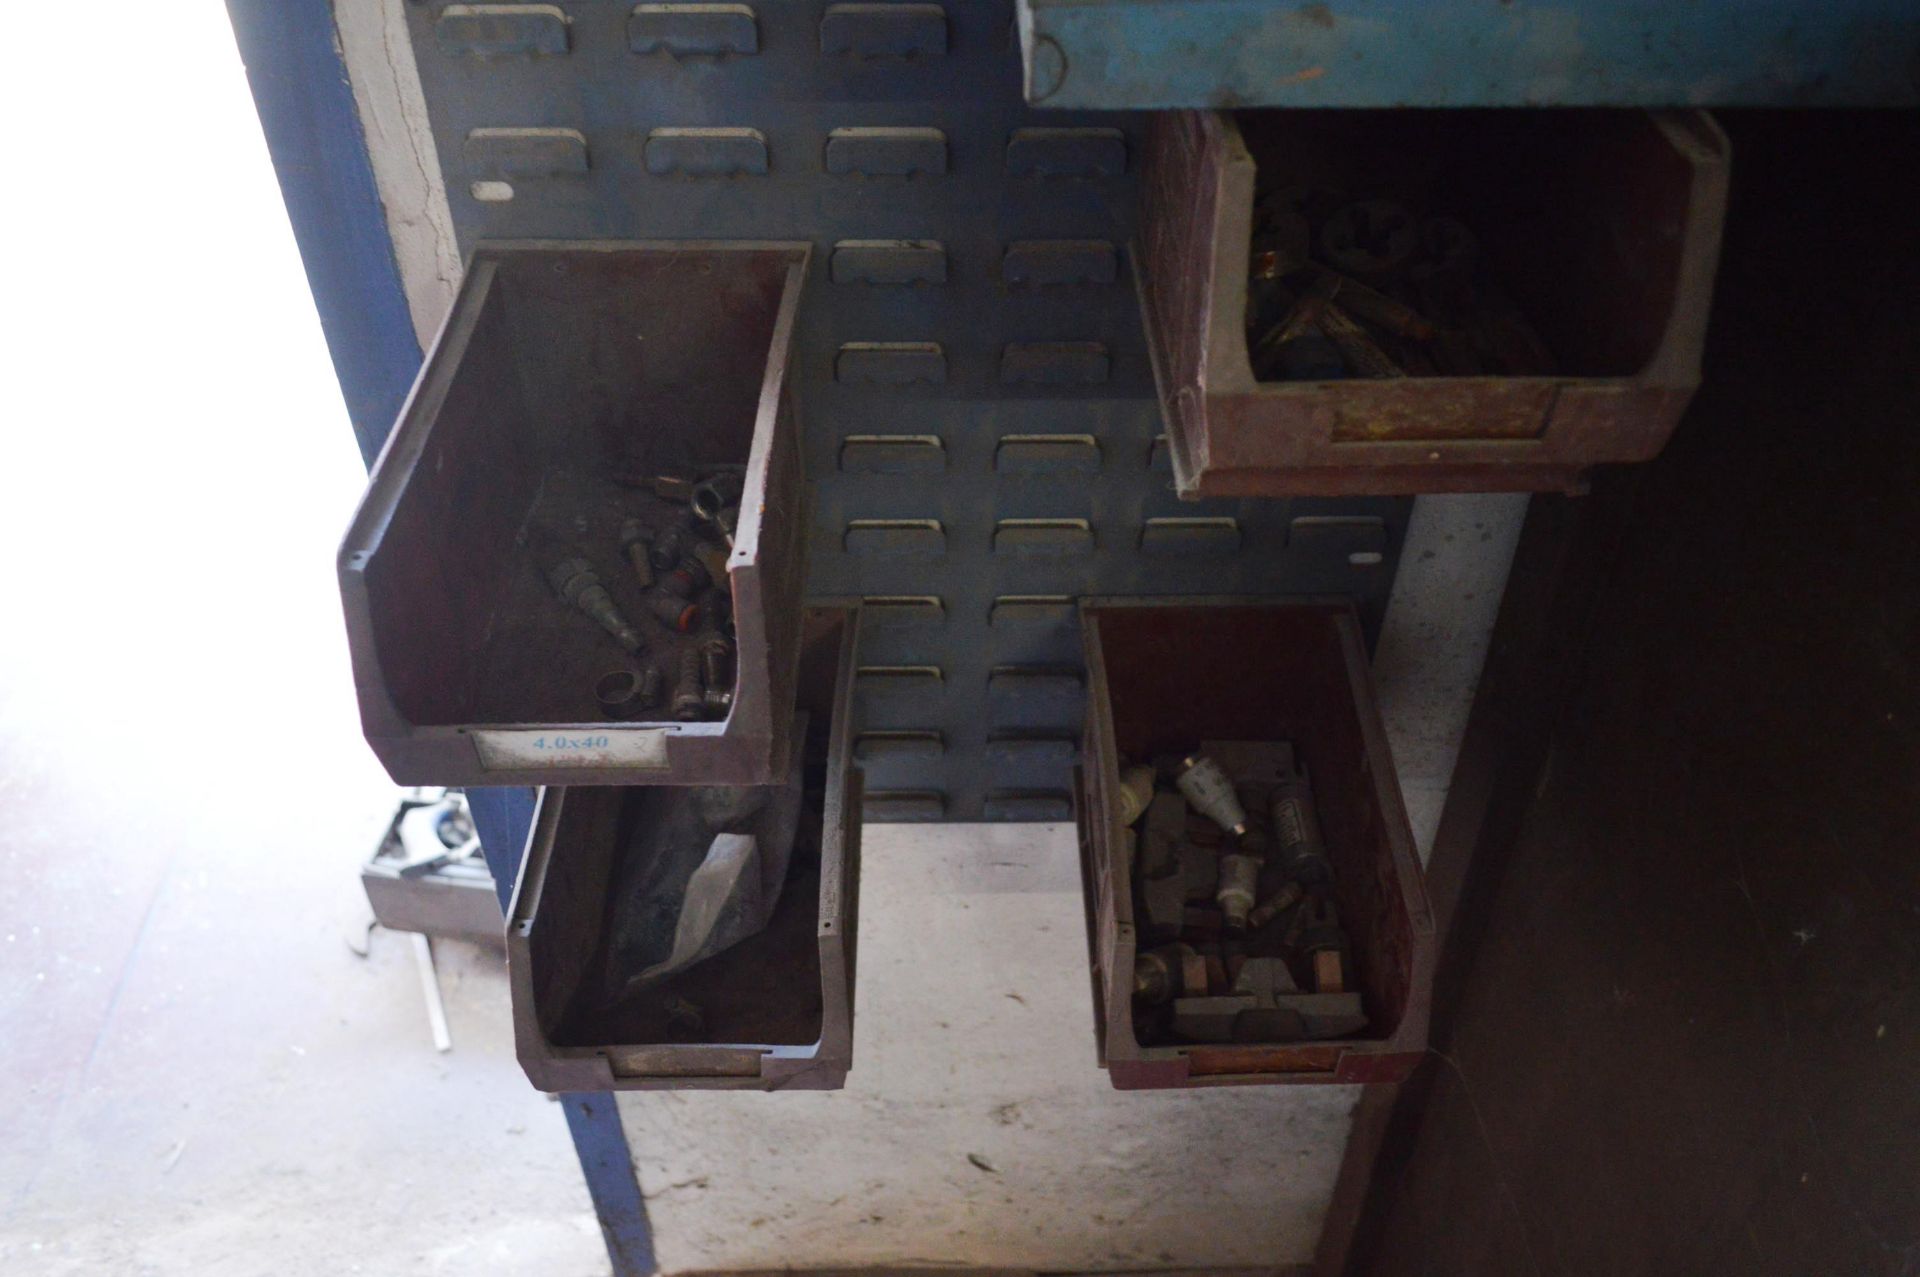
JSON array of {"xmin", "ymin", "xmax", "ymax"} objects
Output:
[
  {"xmin": 224, "ymin": 6, "xmax": 656, "ymax": 1268},
  {"xmin": 466, "ymin": 787, "xmax": 658, "ymax": 1277}
]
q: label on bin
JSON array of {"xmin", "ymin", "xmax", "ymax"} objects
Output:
[{"xmin": 471, "ymin": 728, "xmax": 671, "ymax": 771}]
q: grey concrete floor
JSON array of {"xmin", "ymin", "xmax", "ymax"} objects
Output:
[{"xmin": 0, "ymin": 328, "xmax": 610, "ymax": 1267}]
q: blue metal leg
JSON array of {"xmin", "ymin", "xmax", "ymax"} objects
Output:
[
  {"xmin": 468, "ymin": 786, "xmax": 657, "ymax": 1277},
  {"xmin": 465, "ymin": 786, "xmax": 540, "ymax": 918},
  {"xmin": 561, "ymin": 1094, "xmax": 659, "ymax": 1275}
]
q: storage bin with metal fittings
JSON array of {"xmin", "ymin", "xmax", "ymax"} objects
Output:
[
  {"xmin": 507, "ymin": 607, "xmax": 861, "ymax": 1092},
  {"xmin": 339, "ymin": 241, "xmax": 810, "ymax": 787},
  {"xmin": 1138, "ymin": 109, "xmax": 1730, "ymax": 497},
  {"xmin": 1077, "ymin": 598, "xmax": 1432, "ymax": 1088}
]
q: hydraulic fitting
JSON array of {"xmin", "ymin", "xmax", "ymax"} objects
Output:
[
  {"xmin": 1271, "ymin": 766, "xmax": 1332, "ymax": 884},
  {"xmin": 1114, "ymin": 764, "xmax": 1156, "ymax": 827},
  {"xmin": 1176, "ymin": 754, "xmax": 1248, "ymax": 837},
  {"xmin": 594, "ymin": 669, "xmax": 646, "ymax": 720},
  {"xmin": 691, "ymin": 472, "xmax": 744, "ymax": 525},
  {"xmin": 618, "ymin": 519, "xmax": 654, "ymax": 589},
  {"xmin": 1247, "ymin": 881, "xmax": 1304, "ymax": 932},
  {"xmin": 547, "ymin": 559, "xmax": 643, "ymax": 653},
  {"xmin": 641, "ymin": 591, "xmax": 702, "ymax": 633},
  {"xmin": 648, "ymin": 474, "xmax": 697, "ymax": 503},
  {"xmin": 1132, "ymin": 943, "xmax": 1198, "ymax": 1005},
  {"xmin": 660, "ymin": 557, "xmax": 712, "ymax": 600},
  {"xmin": 671, "ymin": 646, "xmax": 705, "ymax": 722},
  {"xmin": 634, "ymin": 662, "xmax": 664, "ymax": 710},
  {"xmin": 1215, "ymin": 853, "xmax": 1262, "ymax": 932},
  {"xmin": 699, "ymin": 635, "xmax": 734, "ymax": 691},
  {"xmin": 648, "ymin": 524, "xmax": 690, "ymax": 574},
  {"xmin": 596, "ymin": 662, "xmax": 664, "ymax": 720}
]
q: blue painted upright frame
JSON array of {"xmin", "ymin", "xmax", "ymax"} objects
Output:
[{"xmin": 224, "ymin": 5, "xmax": 655, "ymax": 1269}]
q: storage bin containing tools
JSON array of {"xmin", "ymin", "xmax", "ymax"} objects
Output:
[
  {"xmin": 340, "ymin": 241, "xmax": 809, "ymax": 786},
  {"xmin": 1139, "ymin": 109, "xmax": 1729, "ymax": 497},
  {"xmin": 508, "ymin": 608, "xmax": 859, "ymax": 1091},
  {"xmin": 1078, "ymin": 598, "xmax": 1431, "ymax": 1088}
]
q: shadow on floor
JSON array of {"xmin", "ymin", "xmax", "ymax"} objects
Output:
[{"xmin": 1353, "ymin": 112, "xmax": 1920, "ymax": 1277}]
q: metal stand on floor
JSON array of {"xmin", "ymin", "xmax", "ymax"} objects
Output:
[{"xmin": 468, "ymin": 787, "xmax": 657, "ymax": 1277}]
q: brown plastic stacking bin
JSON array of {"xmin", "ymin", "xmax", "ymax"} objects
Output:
[
  {"xmin": 1078, "ymin": 598, "xmax": 1432, "ymax": 1088},
  {"xmin": 340, "ymin": 240, "xmax": 810, "ymax": 787},
  {"xmin": 1139, "ymin": 109, "xmax": 1729, "ymax": 497},
  {"xmin": 507, "ymin": 607, "xmax": 860, "ymax": 1092}
]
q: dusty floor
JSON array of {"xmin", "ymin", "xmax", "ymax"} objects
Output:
[
  {"xmin": 0, "ymin": 294, "xmax": 609, "ymax": 1273},
  {"xmin": 620, "ymin": 821, "xmax": 1353, "ymax": 1273}
]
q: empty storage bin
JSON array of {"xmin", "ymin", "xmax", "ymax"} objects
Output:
[
  {"xmin": 1139, "ymin": 110, "xmax": 1729, "ymax": 497},
  {"xmin": 340, "ymin": 241, "xmax": 810, "ymax": 786},
  {"xmin": 1078, "ymin": 599, "xmax": 1432, "ymax": 1087},
  {"xmin": 508, "ymin": 607, "xmax": 859, "ymax": 1091}
]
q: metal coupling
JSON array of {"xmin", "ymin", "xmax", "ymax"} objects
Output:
[
  {"xmin": 1114, "ymin": 763, "xmax": 1156, "ymax": 827},
  {"xmin": 647, "ymin": 473, "xmax": 697, "ymax": 503},
  {"xmin": 634, "ymin": 662, "xmax": 664, "ymax": 710},
  {"xmin": 648, "ymin": 524, "xmax": 690, "ymax": 574},
  {"xmin": 595, "ymin": 669, "xmax": 651, "ymax": 720},
  {"xmin": 641, "ymin": 591, "xmax": 702, "ymax": 633},
  {"xmin": 671, "ymin": 646, "xmax": 705, "ymax": 722},
  {"xmin": 618, "ymin": 519, "xmax": 654, "ymax": 589},
  {"xmin": 1132, "ymin": 942, "xmax": 1198, "ymax": 1005},
  {"xmin": 1215, "ymin": 853, "xmax": 1262, "ymax": 932},
  {"xmin": 1246, "ymin": 881, "xmax": 1304, "ymax": 932},
  {"xmin": 1175, "ymin": 754, "xmax": 1248, "ymax": 837},
  {"xmin": 698, "ymin": 635, "xmax": 734, "ymax": 690},
  {"xmin": 690, "ymin": 472, "xmax": 744, "ymax": 525},
  {"xmin": 659, "ymin": 557, "xmax": 712, "ymax": 600},
  {"xmin": 547, "ymin": 558, "xmax": 644, "ymax": 653}
]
